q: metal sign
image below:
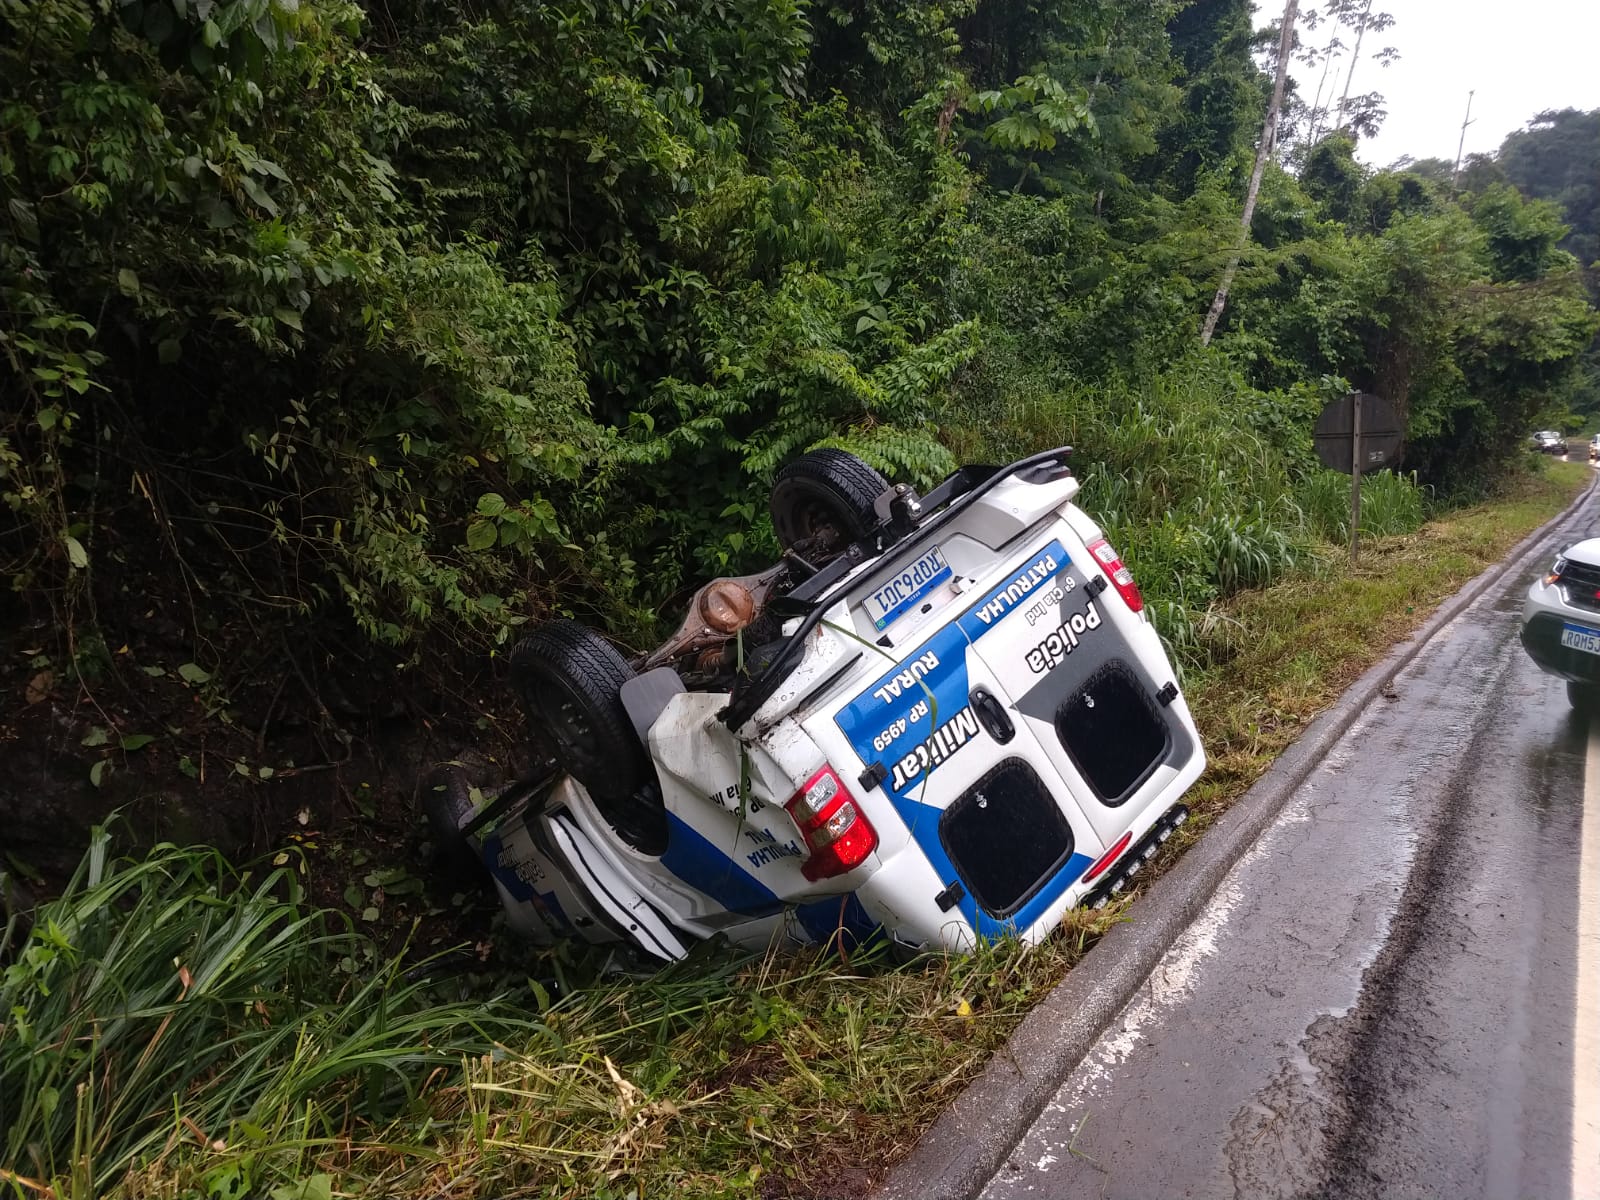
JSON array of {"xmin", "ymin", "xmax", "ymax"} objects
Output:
[
  {"xmin": 1314, "ymin": 392, "xmax": 1404, "ymax": 474},
  {"xmin": 1312, "ymin": 392, "xmax": 1404, "ymax": 565}
]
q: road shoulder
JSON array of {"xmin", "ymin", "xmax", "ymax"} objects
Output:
[{"xmin": 874, "ymin": 468, "xmax": 1600, "ymax": 1200}]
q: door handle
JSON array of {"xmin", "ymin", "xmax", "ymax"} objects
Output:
[{"xmin": 969, "ymin": 686, "xmax": 1015, "ymax": 744}]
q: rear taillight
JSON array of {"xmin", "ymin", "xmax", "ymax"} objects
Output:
[
  {"xmin": 785, "ymin": 765, "xmax": 878, "ymax": 882},
  {"xmin": 1081, "ymin": 831, "xmax": 1132, "ymax": 884},
  {"xmin": 1087, "ymin": 537, "xmax": 1144, "ymax": 613}
]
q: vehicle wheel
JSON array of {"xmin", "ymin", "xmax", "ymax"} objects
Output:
[
  {"xmin": 1, "ymin": 870, "xmax": 34, "ymax": 962},
  {"xmin": 770, "ymin": 449, "xmax": 889, "ymax": 554},
  {"xmin": 1569, "ymin": 681, "xmax": 1600, "ymax": 712},
  {"xmin": 420, "ymin": 748, "xmax": 495, "ymax": 881},
  {"xmin": 511, "ymin": 621, "xmax": 650, "ymax": 798}
]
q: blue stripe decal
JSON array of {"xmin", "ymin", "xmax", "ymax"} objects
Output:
[
  {"xmin": 794, "ymin": 894, "xmax": 882, "ymax": 947},
  {"xmin": 660, "ymin": 814, "xmax": 787, "ymax": 917},
  {"xmin": 835, "ymin": 539, "xmax": 1071, "ymax": 804},
  {"xmin": 537, "ymin": 888, "xmax": 571, "ymax": 931},
  {"xmin": 479, "ymin": 832, "xmax": 530, "ymax": 898},
  {"xmin": 834, "ymin": 619, "xmax": 973, "ymax": 803},
  {"xmin": 479, "ymin": 831, "xmax": 574, "ymax": 933},
  {"xmin": 956, "ymin": 541, "xmax": 1069, "ymax": 640}
]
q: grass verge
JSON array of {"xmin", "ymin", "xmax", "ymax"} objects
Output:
[
  {"xmin": 2, "ymin": 461, "xmax": 1588, "ymax": 1200},
  {"xmin": 1175, "ymin": 458, "xmax": 1589, "ymax": 848}
]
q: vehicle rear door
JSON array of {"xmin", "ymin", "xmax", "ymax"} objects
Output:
[
  {"xmin": 829, "ymin": 540, "xmax": 1109, "ymax": 937},
  {"xmin": 963, "ymin": 535, "xmax": 1198, "ymax": 844}
]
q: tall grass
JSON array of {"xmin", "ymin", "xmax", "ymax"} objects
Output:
[
  {"xmin": 1299, "ymin": 468, "xmax": 1429, "ymax": 542},
  {"xmin": 1, "ymin": 830, "xmax": 1129, "ymax": 1200},
  {"xmin": 945, "ymin": 356, "xmax": 1454, "ymax": 673},
  {"xmin": 947, "ymin": 355, "xmax": 1314, "ymax": 669},
  {"xmin": 0, "ymin": 829, "xmax": 552, "ymax": 1199}
]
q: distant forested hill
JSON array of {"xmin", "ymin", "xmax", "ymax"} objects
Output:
[{"xmin": 1497, "ymin": 108, "xmax": 1600, "ymax": 269}]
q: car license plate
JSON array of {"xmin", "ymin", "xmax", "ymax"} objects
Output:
[
  {"xmin": 1561, "ymin": 623, "xmax": 1600, "ymax": 656},
  {"xmin": 864, "ymin": 545, "xmax": 952, "ymax": 630}
]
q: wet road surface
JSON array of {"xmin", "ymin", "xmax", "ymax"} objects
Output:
[{"xmin": 980, "ymin": 489, "xmax": 1600, "ymax": 1200}]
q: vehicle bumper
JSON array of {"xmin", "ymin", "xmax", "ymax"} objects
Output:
[
  {"xmin": 1520, "ymin": 610, "xmax": 1600, "ymax": 684},
  {"xmin": 853, "ymin": 746, "xmax": 1205, "ymax": 953}
]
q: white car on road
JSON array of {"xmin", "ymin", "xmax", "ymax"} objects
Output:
[{"xmin": 1522, "ymin": 538, "xmax": 1600, "ymax": 708}]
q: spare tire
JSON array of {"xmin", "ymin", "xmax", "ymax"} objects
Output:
[
  {"xmin": 770, "ymin": 448, "xmax": 889, "ymax": 554},
  {"xmin": 510, "ymin": 620, "xmax": 649, "ymax": 803}
]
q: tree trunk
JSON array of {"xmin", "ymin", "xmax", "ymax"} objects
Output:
[
  {"xmin": 1200, "ymin": 0, "xmax": 1298, "ymax": 346},
  {"xmin": 1335, "ymin": 0, "xmax": 1368, "ymax": 131},
  {"xmin": 1305, "ymin": 24, "xmax": 1343, "ymax": 146}
]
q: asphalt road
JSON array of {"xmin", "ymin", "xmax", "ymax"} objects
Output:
[{"xmin": 979, "ymin": 486, "xmax": 1600, "ymax": 1200}]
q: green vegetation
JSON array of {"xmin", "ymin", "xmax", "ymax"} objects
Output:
[
  {"xmin": 0, "ymin": 830, "xmax": 552, "ymax": 1198},
  {"xmin": 1493, "ymin": 109, "xmax": 1600, "ymax": 431},
  {"xmin": 1185, "ymin": 458, "xmax": 1589, "ymax": 824},
  {"xmin": 2, "ymin": 2, "xmax": 1594, "ymax": 655},
  {"xmin": 0, "ymin": 825, "xmax": 1123, "ymax": 1200},
  {"xmin": 4, "ymin": 0, "xmax": 1600, "ymax": 1194},
  {"xmin": 3, "ymin": 463, "xmax": 1584, "ymax": 1200},
  {"xmin": 1493, "ymin": 109, "xmax": 1599, "ymax": 275}
]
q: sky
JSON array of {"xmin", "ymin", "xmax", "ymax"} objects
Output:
[{"xmin": 1275, "ymin": 0, "xmax": 1600, "ymax": 168}]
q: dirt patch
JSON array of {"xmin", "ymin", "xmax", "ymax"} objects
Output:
[
  {"xmin": 762, "ymin": 1157, "xmax": 874, "ymax": 1199},
  {"xmin": 0, "ymin": 528, "xmax": 531, "ymax": 958}
]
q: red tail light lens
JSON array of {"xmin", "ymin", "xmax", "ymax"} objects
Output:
[
  {"xmin": 1081, "ymin": 831, "xmax": 1132, "ymax": 883},
  {"xmin": 1087, "ymin": 537, "xmax": 1144, "ymax": 613},
  {"xmin": 785, "ymin": 766, "xmax": 878, "ymax": 881}
]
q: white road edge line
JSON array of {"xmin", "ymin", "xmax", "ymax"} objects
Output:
[{"xmin": 1576, "ymin": 714, "xmax": 1600, "ymax": 1200}]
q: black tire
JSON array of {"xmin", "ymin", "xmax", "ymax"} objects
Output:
[
  {"xmin": 1, "ymin": 870, "xmax": 35, "ymax": 964},
  {"xmin": 1569, "ymin": 681, "xmax": 1600, "ymax": 712},
  {"xmin": 511, "ymin": 620, "xmax": 649, "ymax": 802},
  {"xmin": 770, "ymin": 449, "xmax": 889, "ymax": 553},
  {"xmin": 419, "ymin": 748, "xmax": 495, "ymax": 882}
]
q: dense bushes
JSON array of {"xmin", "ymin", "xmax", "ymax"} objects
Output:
[
  {"xmin": 1, "ymin": 0, "xmax": 1594, "ymax": 668},
  {"xmin": 2, "ymin": 0, "xmax": 977, "ymax": 653}
]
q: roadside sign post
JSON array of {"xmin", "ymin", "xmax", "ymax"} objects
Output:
[
  {"xmin": 1313, "ymin": 391, "xmax": 1402, "ymax": 568},
  {"xmin": 1350, "ymin": 392, "xmax": 1362, "ymax": 564}
]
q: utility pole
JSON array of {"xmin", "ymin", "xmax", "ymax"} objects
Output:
[
  {"xmin": 1451, "ymin": 90, "xmax": 1476, "ymax": 192},
  {"xmin": 1201, "ymin": 0, "xmax": 1298, "ymax": 346}
]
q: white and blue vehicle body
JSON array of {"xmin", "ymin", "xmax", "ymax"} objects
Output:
[{"xmin": 461, "ymin": 450, "xmax": 1205, "ymax": 960}]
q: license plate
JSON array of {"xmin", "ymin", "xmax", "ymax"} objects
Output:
[
  {"xmin": 1561, "ymin": 623, "xmax": 1600, "ymax": 656},
  {"xmin": 864, "ymin": 545, "xmax": 952, "ymax": 630}
]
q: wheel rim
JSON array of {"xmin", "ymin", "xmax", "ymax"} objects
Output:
[
  {"xmin": 529, "ymin": 671, "xmax": 605, "ymax": 777},
  {"xmin": 784, "ymin": 491, "xmax": 852, "ymax": 549}
]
